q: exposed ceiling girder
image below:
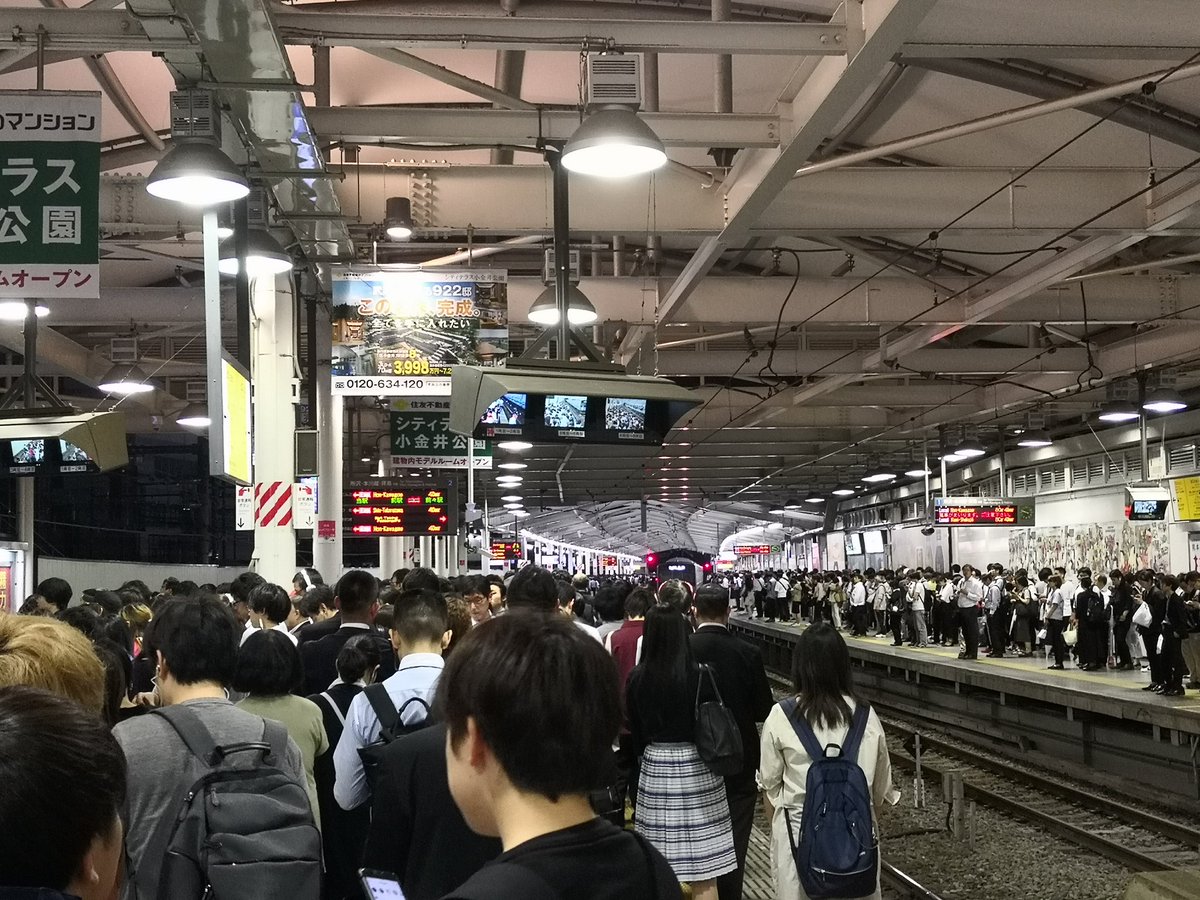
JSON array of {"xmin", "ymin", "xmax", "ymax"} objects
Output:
[
  {"xmin": 657, "ymin": 0, "xmax": 939, "ymax": 323},
  {"xmin": 307, "ymin": 106, "xmax": 780, "ymax": 149},
  {"xmin": 364, "ymin": 48, "xmax": 536, "ymax": 111},
  {"xmin": 273, "ymin": 11, "xmax": 847, "ymax": 55}
]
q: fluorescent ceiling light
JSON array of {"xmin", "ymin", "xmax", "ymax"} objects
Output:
[
  {"xmin": 1096, "ymin": 401, "xmax": 1140, "ymax": 423},
  {"xmin": 146, "ymin": 141, "xmax": 250, "ymax": 206},
  {"xmin": 0, "ymin": 301, "xmax": 48, "ymax": 320},
  {"xmin": 527, "ymin": 285, "xmax": 598, "ymax": 326},
  {"xmin": 1143, "ymin": 389, "xmax": 1187, "ymax": 414},
  {"xmin": 99, "ymin": 363, "xmax": 154, "ymax": 395},
  {"xmin": 501, "ymin": 495, "xmax": 523, "ymax": 502},
  {"xmin": 904, "ymin": 463, "xmax": 931, "ymax": 477},
  {"xmin": 954, "ymin": 438, "xmax": 986, "ymax": 458},
  {"xmin": 804, "ymin": 493, "xmax": 825, "ymax": 504},
  {"xmin": 561, "ymin": 107, "xmax": 667, "ymax": 178},
  {"xmin": 504, "ymin": 503, "xmax": 524, "ymax": 510},
  {"xmin": 1016, "ymin": 430, "xmax": 1053, "ymax": 448},
  {"xmin": 832, "ymin": 484, "xmax": 856, "ymax": 496}
]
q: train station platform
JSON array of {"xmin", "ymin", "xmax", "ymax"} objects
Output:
[{"xmin": 728, "ymin": 614, "xmax": 1200, "ymax": 799}]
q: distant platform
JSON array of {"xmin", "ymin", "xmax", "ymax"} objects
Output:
[{"xmin": 729, "ymin": 614, "xmax": 1200, "ymax": 738}]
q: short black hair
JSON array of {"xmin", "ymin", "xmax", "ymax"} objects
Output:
[
  {"xmin": 0, "ymin": 685, "xmax": 126, "ymax": 890},
  {"xmin": 232, "ymin": 629, "xmax": 304, "ymax": 695},
  {"xmin": 296, "ymin": 588, "xmax": 324, "ymax": 619},
  {"xmin": 89, "ymin": 590, "xmax": 123, "ymax": 617},
  {"xmin": 336, "ymin": 634, "xmax": 381, "ymax": 684},
  {"xmin": 336, "ymin": 569, "xmax": 380, "ymax": 614},
  {"xmin": 693, "ymin": 584, "xmax": 729, "ymax": 620},
  {"xmin": 506, "ymin": 566, "xmax": 559, "ymax": 612},
  {"xmin": 35, "ymin": 577, "xmax": 72, "ymax": 611},
  {"xmin": 162, "ymin": 577, "xmax": 181, "ymax": 592},
  {"xmin": 55, "ymin": 605, "xmax": 101, "ymax": 639},
  {"xmin": 624, "ymin": 588, "xmax": 652, "ymax": 619},
  {"xmin": 229, "ymin": 571, "xmax": 266, "ymax": 605},
  {"xmin": 248, "ymin": 583, "xmax": 292, "ymax": 624},
  {"xmin": 439, "ymin": 611, "xmax": 621, "ymax": 800},
  {"xmin": 460, "ymin": 575, "xmax": 490, "ymax": 598},
  {"xmin": 402, "ymin": 567, "xmax": 442, "ymax": 593},
  {"xmin": 145, "ymin": 596, "xmax": 239, "ymax": 687},
  {"xmin": 392, "ymin": 588, "xmax": 450, "ymax": 645}
]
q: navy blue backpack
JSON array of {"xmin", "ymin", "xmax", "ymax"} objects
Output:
[{"xmin": 780, "ymin": 698, "xmax": 879, "ymax": 899}]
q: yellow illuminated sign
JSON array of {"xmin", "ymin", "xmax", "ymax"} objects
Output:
[
  {"xmin": 1175, "ymin": 476, "xmax": 1200, "ymax": 521},
  {"xmin": 222, "ymin": 358, "xmax": 252, "ymax": 486}
]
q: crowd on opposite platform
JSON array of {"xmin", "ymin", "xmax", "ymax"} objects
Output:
[
  {"xmin": 0, "ymin": 565, "xmax": 900, "ymax": 900},
  {"xmin": 722, "ymin": 564, "xmax": 1200, "ymax": 696}
]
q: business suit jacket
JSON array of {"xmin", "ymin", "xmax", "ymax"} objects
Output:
[
  {"xmin": 363, "ymin": 723, "xmax": 502, "ymax": 900},
  {"xmin": 297, "ymin": 613, "xmax": 341, "ymax": 644},
  {"xmin": 689, "ymin": 622, "xmax": 774, "ymax": 785},
  {"xmin": 299, "ymin": 625, "xmax": 395, "ymax": 697}
]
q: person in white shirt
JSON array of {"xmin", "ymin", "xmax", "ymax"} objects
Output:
[
  {"xmin": 956, "ymin": 565, "xmax": 984, "ymax": 659},
  {"xmin": 848, "ymin": 575, "xmax": 868, "ymax": 636},
  {"xmin": 244, "ymin": 582, "xmax": 299, "ymax": 646},
  {"xmin": 937, "ymin": 575, "xmax": 958, "ymax": 646},
  {"xmin": 871, "ymin": 576, "xmax": 890, "ymax": 636},
  {"xmin": 1043, "ymin": 574, "xmax": 1068, "ymax": 668},
  {"xmin": 332, "ymin": 589, "xmax": 448, "ymax": 811},
  {"xmin": 906, "ymin": 576, "xmax": 928, "ymax": 647}
]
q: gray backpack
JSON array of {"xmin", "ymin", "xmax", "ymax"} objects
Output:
[{"xmin": 133, "ymin": 704, "xmax": 322, "ymax": 900}]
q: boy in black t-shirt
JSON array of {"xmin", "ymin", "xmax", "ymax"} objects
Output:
[{"xmin": 438, "ymin": 608, "xmax": 681, "ymax": 900}]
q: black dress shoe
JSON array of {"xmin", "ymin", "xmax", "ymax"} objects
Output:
[
  {"xmin": 1162, "ymin": 687, "xmax": 1185, "ymax": 697},
  {"xmin": 1142, "ymin": 683, "xmax": 1161, "ymax": 691},
  {"xmin": 1153, "ymin": 684, "xmax": 1166, "ymax": 693},
  {"xmin": 1047, "ymin": 664, "xmax": 1065, "ymax": 669},
  {"xmin": 958, "ymin": 652, "xmax": 977, "ymax": 659}
]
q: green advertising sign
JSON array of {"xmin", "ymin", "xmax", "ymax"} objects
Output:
[
  {"xmin": 0, "ymin": 91, "xmax": 100, "ymax": 298},
  {"xmin": 390, "ymin": 399, "xmax": 492, "ymax": 470}
]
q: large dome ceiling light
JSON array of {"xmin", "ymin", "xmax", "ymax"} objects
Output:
[
  {"xmin": 561, "ymin": 53, "xmax": 667, "ymax": 179},
  {"xmin": 99, "ymin": 363, "xmax": 154, "ymax": 395},
  {"xmin": 146, "ymin": 90, "xmax": 249, "ymax": 206},
  {"xmin": 1143, "ymin": 368, "xmax": 1187, "ymax": 414},
  {"xmin": 175, "ymin": 402, "xmax": 211, "ymax": 429},
  {"xmin": 528, "ymin": 285, "xmax": 598, "ymax": 326},
  {"xmin": 218, "ymin": 228, "xmax": 293, "ymax": 277}
]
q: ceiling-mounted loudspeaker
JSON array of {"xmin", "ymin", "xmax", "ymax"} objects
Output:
[
  {"xmin": 169, "ymin": 89, "xmax": 219, "ymax": 141},
  {"xmin": 587, "ymin": 53, "xmax": 643, "ymax": 107}
]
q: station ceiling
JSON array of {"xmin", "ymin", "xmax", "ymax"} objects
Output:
[{"xmin": 3, "ymin": 0, "xmax": 1200, "ymax": 554}]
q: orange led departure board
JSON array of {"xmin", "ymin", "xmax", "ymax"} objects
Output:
[
  {"xmin": 490, "ymin": 540, "xmax": 523, "ymax": 560},
  {"xmin": 933, "ymin": 497, "xmax": 1035, "ymax": 526},
  {"xmin": 344, "ymin": 479, "xmax": 459, "ymax": 536}
]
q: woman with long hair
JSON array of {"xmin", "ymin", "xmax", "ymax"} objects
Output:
[
  {"xmin": 758, "ymin": 623, "xmax": 899, "ymax": 900},
  {"xmin": 626, "ymin": 605, "xmax": 736, "ymax": 900}
]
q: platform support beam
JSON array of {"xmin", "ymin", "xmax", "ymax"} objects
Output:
[{"xmin": 250, "ymin": 272, "xmax": 298, "ymax": 586}]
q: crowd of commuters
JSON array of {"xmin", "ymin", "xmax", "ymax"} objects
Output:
[
  {"xmin": 0, "ymin": 564, "xmax": 903, "ymax": 900},
  {"xmin": 724, "ymin": 563, "xmax": 1200, "ymax": 695}
]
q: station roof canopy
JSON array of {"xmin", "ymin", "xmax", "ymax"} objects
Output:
[{"xmin": 6, "ymin": 0, "xmax": 1200, "ymax": 553}]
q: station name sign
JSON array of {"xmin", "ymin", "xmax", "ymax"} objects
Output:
[{"xmin": 934, "ymin": 496, "xmax": 1036, "ymax": 526}]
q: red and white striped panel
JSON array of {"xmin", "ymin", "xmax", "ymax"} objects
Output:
[{"xmin": 255, "ymin": 481, "xmax": 293, "ymax": 527}]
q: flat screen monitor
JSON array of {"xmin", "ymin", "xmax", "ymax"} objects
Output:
[
  {"xmin": 863, "ymin": 530, "xmax": 885, "ymax": 554},
  {"xmin": 480, "ymin": 392, "xmax": 526, "ymax": 426},
  {"xmin": 605, "ymin": 398, "xmax": 647, "ymax": 431},
  {"xmin": 844, "ymin": 532, "xmax": 863, "ymax": 555},
  {"xmin": 543, "ymin": 395, "xmax": 587, "ymax": 429},
  {"xmin": 59, "ymin": 440, "xmax": 92, "ymax": 463},
  {"xmin": 11, "ymin": 439, "xmax": 45, "ymax": 465}
]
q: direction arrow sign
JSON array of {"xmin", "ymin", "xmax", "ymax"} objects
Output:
[{"xmin": 235, "ymin": 486, "xmax": 253, "ymax": 531}]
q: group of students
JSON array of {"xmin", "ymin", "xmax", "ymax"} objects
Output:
[
  {"xmin": 726, "ymin": 562, "xmax": 1200, "ymax": 695},
  {"xmin": 0, "ymin": 563, "xmax": 905, "ymax": 900}
]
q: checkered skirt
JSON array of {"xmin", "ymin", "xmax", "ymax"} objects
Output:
[{"xmin": 635, "ymin": 741, "xmax": 738, "ymax": 882}]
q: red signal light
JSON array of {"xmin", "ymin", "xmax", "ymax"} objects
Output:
[{"xmin": 646, "ymin": 554, "xmax": 657, "ymax": 567}]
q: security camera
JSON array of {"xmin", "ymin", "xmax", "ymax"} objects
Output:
[{"xmin": 921, "ymin": 525, "xmax": 935, "ymax": 536}]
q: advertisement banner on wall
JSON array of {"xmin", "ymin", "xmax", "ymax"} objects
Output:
[
  {"xmin": 330, "ymin": 267, "xmax": 507, "ymax": 396},
  {"xmin": 0, "ymin": 91, "xmax": 101, "ymax": 300}
]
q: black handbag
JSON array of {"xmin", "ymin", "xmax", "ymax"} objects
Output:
[{"xmin": 694, "ymin": 664, "xmax": 744, "ymax": 777}]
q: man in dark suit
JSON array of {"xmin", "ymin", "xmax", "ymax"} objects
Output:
[
  {"xmin": 296, "ymin": 584, "xmax": 339, "ymax": 644},
  {"xmin": 363, "ymin": 723, "xmax": 502, "ymax": 900},
  {"xmin": 690, "ymin": 583, "xmax": 774, "ymax": 900},
  {"xmin": 299, "ymin": 570, "xmax": 394, "ymax": 696}
]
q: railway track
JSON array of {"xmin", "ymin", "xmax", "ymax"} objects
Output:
[
  {"xmin": 884, "ymin": 716, "xmax": 1200, "ymax": 873},
  {"xmin": 880, "ymin": 861, "xmax": 947, "ymax": 900}
]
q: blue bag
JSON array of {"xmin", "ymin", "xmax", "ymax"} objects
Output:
[{"xmin": 780, "ymin": 698, "xmax": 879, "ymax": 899}]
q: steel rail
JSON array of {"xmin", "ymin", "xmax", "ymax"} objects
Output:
[{"xmin": 880, "ymin": 861, "xmax": 948, "ymax": 900}]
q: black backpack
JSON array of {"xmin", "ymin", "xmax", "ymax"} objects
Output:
[
  {"xmin": 135, "ymin": 705, "xmax": 321, "ymax": 900},
  {"xmin": 1082, "ymin": 589, "xmax": 1106, "ymax": 626},
  {"xmin": 357, "ymin": 682, "xmax": 437, "ymax": 792}
]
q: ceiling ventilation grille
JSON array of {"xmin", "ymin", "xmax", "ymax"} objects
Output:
[
  {"xmin": 587, "ymin": 53, "xmax": 643, "ymax": 108},
  {"xmin": 169, "ymin": 90, "xmax": 219, "ymax": 141}
]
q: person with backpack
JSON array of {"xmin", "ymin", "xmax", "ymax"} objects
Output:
[
  {"xmin": 757, "ymin": 623, "xmax": 899, "ymax": 900},
  {"xmin": 333, "ymin": 588, "xmax": 449, "ymax": 811},
  {"xmin": 309, "ymin": 635, "xmax": 381, "ymax": 900},
  {"xmin": 113, "ymin": 595, "xmax": 319, "ymax": 900},
  {"xmin": 1073, "ymin": 574, "xmax": 1103, "ymax": 670}
]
